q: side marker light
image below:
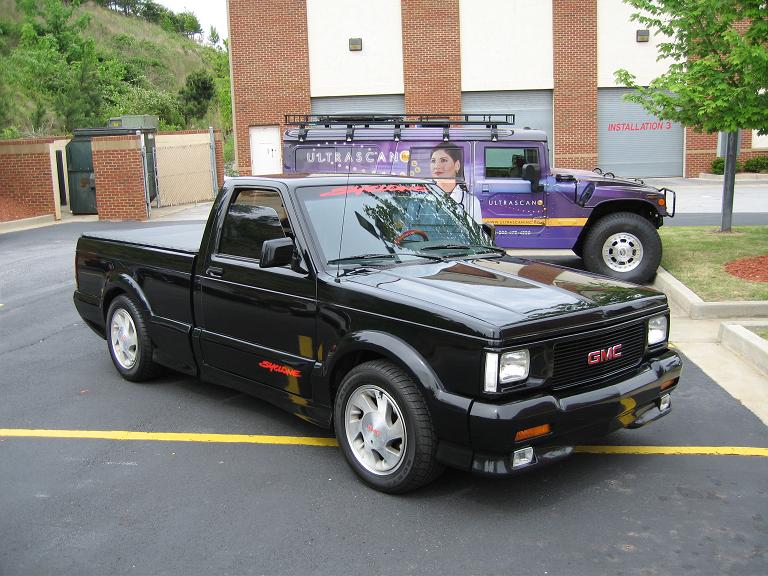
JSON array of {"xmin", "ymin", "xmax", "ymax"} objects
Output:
[{"xmin": 515, "ymin": 424, "xmax": 551, "ymax": 442}]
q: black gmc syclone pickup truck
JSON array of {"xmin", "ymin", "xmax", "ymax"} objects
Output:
[{"xmin": 74, "ymin": 174, "xmax": 682, "ymax": 493}]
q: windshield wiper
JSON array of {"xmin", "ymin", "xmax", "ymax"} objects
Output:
[
  {"xmin": 328, "ymin": 253, "xmax": 400, "ymax": 264},
  {"xmin": 470, "ymin": 244, "xmax": 506, "ymax": 256},
  {"xmin": 418, "ymin": 243, "xmax": 506, "ymax": 257},
  {"xmin": 419, "ymin": 243, "xmax": 471, "ymax": 251},
  {"xmin": 329, "ymin": 252, "xmax": 444, "ymax": 265}
]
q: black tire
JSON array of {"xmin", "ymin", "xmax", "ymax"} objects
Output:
[
  {"xmin": 106, "ymin": 295, "xmax": 161, "ymax": 382},
  {"xmin": 333, "ymin": 360, "xmax": 443, "ymax": 493},
  {"xmin": 582, "ymin": 212, "xmax": 662, "ymax": 283}
]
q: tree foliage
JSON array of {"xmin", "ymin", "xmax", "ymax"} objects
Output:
[
  {"xmin": 179, "ymin": 70, "xmax": 215, "ymax": 120},
  {"xmin": 1, "ymin": 0, "xmax": 230, "ymax": 137},
  {"xmin": 615, "ymin": 0, "xmax": 768, "ymax": 134}
]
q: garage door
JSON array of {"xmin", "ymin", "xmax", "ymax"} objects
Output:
[
  {"xmin": 598, "ymin": 88, "xmax": 683, "ymax": 178},
  {"xmin": 462, "ymin": 90, "xmax": 553, "ymax": 162},
  {"xmin": 310, "ymin": 94, "xmax": 405, "ymax": 115}
]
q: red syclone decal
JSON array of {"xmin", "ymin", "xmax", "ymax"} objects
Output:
[
  {"xmin": 320, "ymin": 184, "xmax": 427, "ymax": 197},
  {"xmin": 259, "ymin": 360, "xmax": 301, "ymax": 378},
  {"xmin": 587, "ymin": 344, "xmax": 623, "ymax": 365}
]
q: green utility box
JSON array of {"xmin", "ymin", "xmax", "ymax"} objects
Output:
[{"xmin": 66, "ymin": 127, "xmax": 158, "ymax": 215}]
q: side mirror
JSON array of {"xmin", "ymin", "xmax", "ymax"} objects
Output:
[
  {"xmin": 482, "ymin": 223, "xmax": 496, "ymax": 242},
  {"xmin": 260, "ymin": 237, "xmax": 295, "ymax": 268},
  {"xmin": 522, "ymin": 163, "xmax": 542, "ymax": 192}
]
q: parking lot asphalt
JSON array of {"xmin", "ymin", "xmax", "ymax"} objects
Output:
[{"xmin": 1, "ymin": 222, "xmax": 767, "ymax": 576}]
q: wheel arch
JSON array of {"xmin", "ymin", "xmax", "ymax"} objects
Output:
[
  {"xmin": 102, "ymin": 273, "xmax": 153, "ymax": 322},
  {"xmin": 323, "ymin": 331, "xmax": 444, "ymax": 408},
  {"xmin": 573, "ymin": 199, "xmax": 661, "ymax": 257}
]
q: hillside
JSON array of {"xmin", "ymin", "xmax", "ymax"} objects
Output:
[{"xmin": 0, "ymin": 0, "xmax": 230, "ymax": 138}]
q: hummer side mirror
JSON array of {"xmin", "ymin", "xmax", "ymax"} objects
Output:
[
  {"xmin": 522, "ymin": 163, "xmax": 542, "ymax": 192},
  {"xmin": 260, "ymin": 237, "xmax": 295, "ymax": 268}
]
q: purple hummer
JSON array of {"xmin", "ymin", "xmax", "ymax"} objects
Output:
[{"xmin": 282, "ymin": 114, "xmax": 675, "ymax": 283}]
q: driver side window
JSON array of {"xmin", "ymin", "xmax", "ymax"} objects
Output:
[{"xmin": 218, "ymin": 189, "xmax": 288, "ymax": 261}]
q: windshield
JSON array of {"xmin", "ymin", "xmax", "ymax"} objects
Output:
[{"xmin": 295, "ymin": 182, "xmax": 495, "ymax": 266}]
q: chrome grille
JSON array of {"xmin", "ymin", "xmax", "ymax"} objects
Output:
[{"xmin": 549, "ymin": 321, "xmax": 646, "ymax": 389}]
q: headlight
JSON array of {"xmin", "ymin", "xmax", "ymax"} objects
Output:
[
  {"xmin": 484, "ymin": 349, "xmax": 530, "ymax": 392},
  {"xmin": 648, "ymin": 315, "xmax": 668, "ymax": 346}
]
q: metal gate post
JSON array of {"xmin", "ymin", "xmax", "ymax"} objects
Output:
[
  {"xmin": 140, "ymin": 132, "xmax": 151, "ymax": 219},
  {"xmin": 209, "ymin": 127, "xmax": 218, "ymax": 198}
]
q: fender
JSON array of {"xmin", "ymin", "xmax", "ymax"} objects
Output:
[
  {"xmin": 319, "ymin": 330, "xmax": 472, "ymax": 445},
  {"xmin": 101, "ymin": 272, "xmax": 154, "ymax": 320}
]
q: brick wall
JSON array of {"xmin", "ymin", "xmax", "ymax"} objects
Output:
[
  {"xmin": 401, "ymin": 0, "xmax": 462, "ymax": 114},
  {"xmin": 228, "ymin": 0, "xmax": 311, "ymax": 175},
  {"xmin": 214, "ymin": 130, "xmax": 225, "ymax": 189},
  {"xmin": 552, "ymin": 0, "xmax": 598, "ymax": 170},
  {"xmin": 92, "ymin": 135, "xmax": 148, "ymax": 221},
  {"xmin": 685, "ymin": 128, "xmax": 768, "ymax": 177},
  {"xmin": 0, "ymin": 138, "xmax": 56, "ymax": 223}
]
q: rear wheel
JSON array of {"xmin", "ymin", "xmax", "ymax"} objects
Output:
[
  {"xmin": 582, "ymin": 212, "xmax": 661, "ymax": 283},
  {"xmin": 106, "ymin": 295, "xmax": 161, "ymax": 382},
  {"xmin": 334, "ymin": 360, "xmax": 443, "ymax": 493}
]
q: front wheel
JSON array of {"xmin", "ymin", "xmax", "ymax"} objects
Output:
[
  {"xmin": 582, "ymin": 212, "xmax": 662, "ymax": 283},
  {"xmin": 333, "ymin": 360, "xmax": 443, "ymax": 493}
]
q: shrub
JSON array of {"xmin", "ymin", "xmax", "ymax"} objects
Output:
[
  {"xmin": 710, "ymin": 157, "xmax": 744, "ymax": 174},
  {"xmin": 744, "ymin": 156, "xmax": 768, "ymax": 173}
]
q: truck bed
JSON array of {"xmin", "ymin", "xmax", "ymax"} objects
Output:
[{"xmin": 82, "ymin": 221, "xmax": 206, "ymax": 254}]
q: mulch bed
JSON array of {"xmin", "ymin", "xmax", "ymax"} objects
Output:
[{"xmin": 724, "ymin": 255, "xmax": 768, "ymax": 282}]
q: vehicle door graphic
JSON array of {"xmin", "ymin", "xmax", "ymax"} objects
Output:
[{"xmin": 472, "ymin": 142, "xmax": 547, "ymax": 245}]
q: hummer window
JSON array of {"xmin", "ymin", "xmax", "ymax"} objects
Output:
[
  {"xmin": 485, "ymin": 147, "xmax": 540, "ymax": 179},
  {"xmin": 218, "ymin": 189, "xmax": 288, "ymax": 261}
]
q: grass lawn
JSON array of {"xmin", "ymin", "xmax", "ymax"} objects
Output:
[
  {"xmin": 659, "ymin": 226, "xmax": 768, "ymax": 301},
  {"xmin": 750, "ymin": 327, "xmax": 768, "ymax": 341}
]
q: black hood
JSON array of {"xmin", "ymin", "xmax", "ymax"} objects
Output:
[{"xmin": 347, "ymin": 256, "xmax": 667, "ymax": 341}]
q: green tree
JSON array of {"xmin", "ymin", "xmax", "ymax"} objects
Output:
[
  {"xmin": 208, "ymin": 25, "xmax": 220, "ymax": 48},
  {"xmin": 177, "ymin": 11, "xmax": 202, "ymax": 39},
  {"xmin": 179, "ymin": 69, "xmax": 215, "ymax": 120},
  {"xmin": 615, "ymin": 0, "xmax": 768, "ymax": 232},
  {"xmin": 11, "ymin": 0, "xmax": 103, "ymax": 131}
]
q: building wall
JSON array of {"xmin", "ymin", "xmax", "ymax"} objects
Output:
[
  {"xmin": 91, "ymin": 135, "xmax": 148, "ymax": 221},
  {"xmin": 307, "ymin": 0, "xmax": 403, "ymax": 97},
  {"xmin": 552, "ymin": 0, "xmax": 598, "ymax": 170},
  {"xmin": 401, "ymin": 0, "xmax": 462, "ymax": 113},
  {"xmin": 0, "ymin": 138, "xmax": 57, "ymax": 223},
  {"xmin": 228, "ymin": 0, "xmax": 767, "ymax": 178},
  {"xmin": 597, "ymin": 0, "xmax": 674, "ymax": 87},
  {"xmin": 460, "ymin": 0, "xmax": 553, "ymax": 91},
  {"xmin": 228, "ymin": 0, "xmax": 311, "ymax": 175}
]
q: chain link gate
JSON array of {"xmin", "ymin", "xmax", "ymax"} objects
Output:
[{"xmin": 154, "ymin": 131, "xmax": 217, "ymax": 207}]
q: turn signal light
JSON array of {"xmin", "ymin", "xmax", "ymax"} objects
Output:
[
  {"xmin": 660, "ymin": 377, "xmax": 678, "ymax": 391},
  {"xmin": 658, "ymin": 198, "xmax": 666, "ymax": 206},
  {"xmin": 515, "ymin": 424, "xmax": 551, "ymax": 442}
]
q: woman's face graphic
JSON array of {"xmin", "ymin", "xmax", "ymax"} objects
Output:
[{"xmin": 430, "ymin": 149, "xmax": 460, "ymax": 179}]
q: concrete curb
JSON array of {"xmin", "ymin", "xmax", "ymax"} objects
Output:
[
  {"xmin": 719, "ymin": 322, "xmax": 768, "ymax": 375},
  {"xmin": 0, "ymin": 214, "xmax": 56, "ymax": 234},
  {"xmin": 698, "ymin": 172, "xmax": 768, "ymax": 180},
  {"xmin": 652, "ymin": 267, "xmax": 768, "ymax": 319}
]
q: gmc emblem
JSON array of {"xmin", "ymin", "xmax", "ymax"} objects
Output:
[{"xmin": 587, "ymin": 344, "xmax": 623, "ymax": 365}]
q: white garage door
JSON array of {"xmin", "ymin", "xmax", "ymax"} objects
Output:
[{"xmin": 598, "ymin": 88, "xmax": 683, "ymax": 177}]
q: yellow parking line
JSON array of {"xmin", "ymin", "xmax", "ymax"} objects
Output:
[
  {"xmin": 575, "ymin": 445, "xmax": 768, "ymax": 457},
  {"xmin": 0, "ymin": 428, "xmax": 338, "ymax": 447},
  {"xmin": 1, "ymin": 429, "xmax": 767, "ymax": 457}
]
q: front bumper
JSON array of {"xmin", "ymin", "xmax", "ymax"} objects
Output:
[{"xmin": 437, "ymin": 350, "xmax": 682, "ymax": 476}]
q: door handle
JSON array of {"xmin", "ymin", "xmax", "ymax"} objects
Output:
[
  {"xmin": 206, "ymin": 266, "xmax": 224, "ymax": 278},
  {"xmin": 481, "ymin": 184, "xmax": 490, "ymax": 193}
]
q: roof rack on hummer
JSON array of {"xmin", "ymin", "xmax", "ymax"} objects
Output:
[{"xmin": 285, "ymin": 113, "xmax": 516, "ymax": 143}]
